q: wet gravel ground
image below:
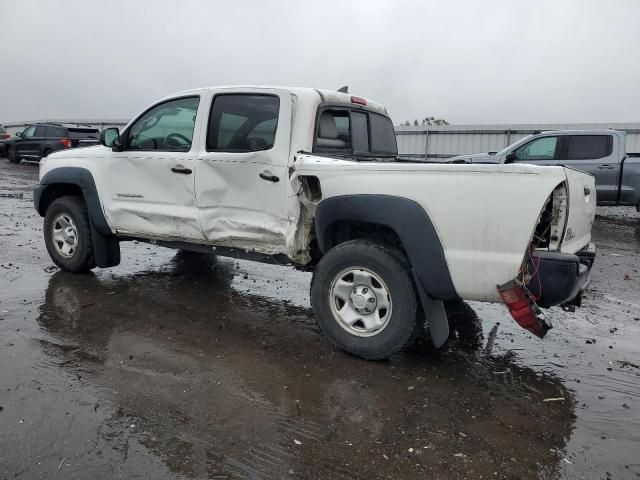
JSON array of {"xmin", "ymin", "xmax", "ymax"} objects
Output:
[{"xmin": 0, "ymin": 160, "xmax": 639, "ymax": 480}]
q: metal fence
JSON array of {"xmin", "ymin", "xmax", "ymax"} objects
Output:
[
  {"xmin": 4, "ymin": 119, "xmax": 640, "ymax": 160},
  {"xmin": 396, "ymin": 123, "xmax": 640, "ymax": 161}
]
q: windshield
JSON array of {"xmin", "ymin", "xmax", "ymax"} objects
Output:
[{"xmin": 498, "ymin": 134, "xmax": 534, "ymax": 156}]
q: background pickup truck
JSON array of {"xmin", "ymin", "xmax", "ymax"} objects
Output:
[
  {"xmin": 6, "ymin": 123, "xmax": 100, "ymax": 163},
  {"xmin": 449, "ymin": 129, "xmax": 640, "ymax": 210},
  {"xmin": 33, "ymin": 86, "xmax": 596, "ymax": 360}
]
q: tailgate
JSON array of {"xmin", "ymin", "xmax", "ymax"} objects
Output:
[{"xmin": 561, "ymin": 167, "xmax": 596, "ymax": 254}]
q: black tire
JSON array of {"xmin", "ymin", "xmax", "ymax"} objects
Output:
[
  {"xmin": 7, "ymin": 147, "xmax": 19, "ymax": 163},
  {"xmin": 42, "ymin": 149, "xmax": 52, "ymax": 159},
  {"xmin": 43, "ymin": 196, "xmax": 96, "ymax": 272},
  {"xmin": 310, "ymin": 240, "xmax": 421, "ymax": 360}
]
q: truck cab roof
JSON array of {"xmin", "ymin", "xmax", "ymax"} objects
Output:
[
  {"xmin": 166, "ymin": 85, "xmax": 388, "ymax": 115},
  {"xmin": 532, "ymin": 129, "xmax": 624, "ymax": 136}
]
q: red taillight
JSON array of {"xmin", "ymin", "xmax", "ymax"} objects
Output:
[
  {"xmin": 1, "ymin": 133, "xmax": 9, "ymax": 139},
  {"xmin": 60, "ymin": 138, "xmax": 72, "ymax": 148},
  {"xmin": 350, "ymin": 95, "xmax": 367, "ymax": 105},
  {"xmin": 497, "ymin": 281, "xmax": 551, "ymax": 338}
]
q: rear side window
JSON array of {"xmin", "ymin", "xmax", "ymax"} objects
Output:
[
  {"xmin": 566, "ymin": 135, "xmax": 611, "ymax": 160},
  {"xmin": 46, "ymin": 126, "xmax": 66, "ymax": 137},
  {"xmin": 0, "ymin": 126, "xmax": 5, "ymax": 133},
  {"xmin": 34, "ymin": 126, "xmax": 47, "ymax": 137},
  {"xmin": 207, "ymin": 94, "xmax": 279, "ymax": 152}
]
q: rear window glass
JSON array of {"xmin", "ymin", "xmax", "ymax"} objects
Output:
[
  {"xmin": 207, "ymin": 94, "xmax": 280, "ymax": 151},
  {"xmin": 34, "ymin": 126, "xmax": 47, "ymax": 136},
  {"xmin": 314, "ymin": 108, "xmax": 397, "ymax": 157},
  {"xmin": 566, "ymin": 135, "xmax": 611, "ymax": 160},
  {"xmin": 351, "ymin": 111, "xmax": 369, "ymax": 153},
  {"xmin": 0, "ymin": 126, "xmax": 5, "ymax": 133},
  {"xmin": 370, "ymin": 113, "xmax": 397, "ymax": 155}
]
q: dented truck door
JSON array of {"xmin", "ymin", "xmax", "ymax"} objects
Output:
[
  {"xmin": 194, "ymin": 88, "xmax": 294, "ymax": 255},
  {"xmin": 101, "ymin": 95, "xmax": 206, "ymax": 240}
]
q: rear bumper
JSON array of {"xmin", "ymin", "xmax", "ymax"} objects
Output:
[{"xmin": 527, "ymin": 242, "xmax": 596, "ymax": 308}]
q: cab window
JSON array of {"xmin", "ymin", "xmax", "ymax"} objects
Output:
[
  {"xmin": 515, "ymin": 136, "xmax": 558, "ymax": 161},
  {"xmin": 207, "ymin": 94, "xmax": 280, "ymax": 152},
  {"xmin": 566, "ymin": 135, "xmax": 611, "ymax": 160},
  {"xmin": 126, "ymin": 96, "xmax": 200, "ymax": 152}
]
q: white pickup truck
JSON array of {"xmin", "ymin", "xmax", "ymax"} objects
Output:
[{"xmin": 33, "ymin": 86, "xmax": 597, "ymax": 359}]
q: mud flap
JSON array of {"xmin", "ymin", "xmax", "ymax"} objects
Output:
[
  {"xmin": 413, "ymin": 271, "xmax": 449, "ymax": 347},
  {"xmin": 90, "ymin": 223, "xmax": 120, "ymax": 268}
]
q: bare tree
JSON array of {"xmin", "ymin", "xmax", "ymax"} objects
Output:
[
  {"xmin": 401, "ymin": 116, "xmax": 450, "ymax": 127},
  {"xmin": 421, "ymin": 116, "xmax": 449, "ymax": 126}
]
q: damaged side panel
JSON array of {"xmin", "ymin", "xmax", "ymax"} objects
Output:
[
  {"xmin": 100, "ymin": 153, "xmax": 206, "ymax": 240},
  {"xmin": 193, "ymin": 88, "xmax": 306, "ymax": 261}
]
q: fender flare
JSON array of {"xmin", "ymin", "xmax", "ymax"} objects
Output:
[
  {"xmin": 315, "ymin": 195, "xmax": 457, "ymax": 300},
  {"xmin": 33, "ymin": 167, "xmax": 120, "ymax": 268}
]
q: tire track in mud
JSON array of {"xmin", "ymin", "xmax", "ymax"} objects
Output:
[{"xmin": 213, "ymin": 411, "xmax": 336, "ymax": 479}]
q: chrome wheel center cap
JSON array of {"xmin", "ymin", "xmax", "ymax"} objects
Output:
[{"xmin": 350, "ymin": 285, "xmax": 377, "ymax": 314}]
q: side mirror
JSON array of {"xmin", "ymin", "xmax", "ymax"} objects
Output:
[
  {"xmin": 505, "ymin": 151, "xmax": 518, "ymax": 163},
  {"xmin": 99, "ymin": 127, "xmax": 120, "ymax": 148},
  {"xmin": 15, "ymin": 131, "xmax": 23, "ymax": 137}
]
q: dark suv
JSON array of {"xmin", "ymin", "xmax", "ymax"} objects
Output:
[{"xmin": 6, "ymin": 123, "xmax": 100, "ymax": 163}]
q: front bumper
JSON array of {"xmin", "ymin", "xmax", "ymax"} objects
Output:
[{"xmin": 527, "ymin": 242, "xmax": 596, "ymax": 308}]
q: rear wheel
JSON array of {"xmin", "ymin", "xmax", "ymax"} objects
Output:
[
  {"xmin": 42, "ymin": 148, "xmax": 52, "ymax": 159},
  {"xmin": 310, "ymin": 240, "xmax": 421, "ymax": 360},
  {"xmin": 43, "ymin": 196, "xmax": 96, "ymax": 272},
  {"xmin": 7, "ymin": 147, "xmax": 19, "ymax": 163}
]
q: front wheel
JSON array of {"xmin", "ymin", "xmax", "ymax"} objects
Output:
[
  {"xmin": 43, "ymin": 196, "xmax": 96, "ymax": 272},
  {"xmin": 310, "ymin": 240, "xmax": 421, "ymax": 360},
  {"xmin": 7, "ymin": 147, "xmax": 19, "ymax": 163}
]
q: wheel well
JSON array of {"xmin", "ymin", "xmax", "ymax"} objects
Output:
[
  {"xmin": 321, "ymin": 220, "xmax": 406, "ymax": 257},
  {"xmin": 39, "ymin": 184, "xmax": 84, "ymax": 215}
]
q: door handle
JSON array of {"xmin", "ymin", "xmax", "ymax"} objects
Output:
[
  {"xmin": 598, "ymin": 164, "xmax": 615, "ymax": 170},
  {"xmin": 171, "ymin": 165, "xmax": 192, "ymax": 174},
  {"xmin": 259, "ymin": 172, "xmax": 279, "ymax": 182}
]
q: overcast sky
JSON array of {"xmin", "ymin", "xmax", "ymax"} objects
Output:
[{"xmin": 1, "ymin": 0, "xmax": 639, "ymax": 125}]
